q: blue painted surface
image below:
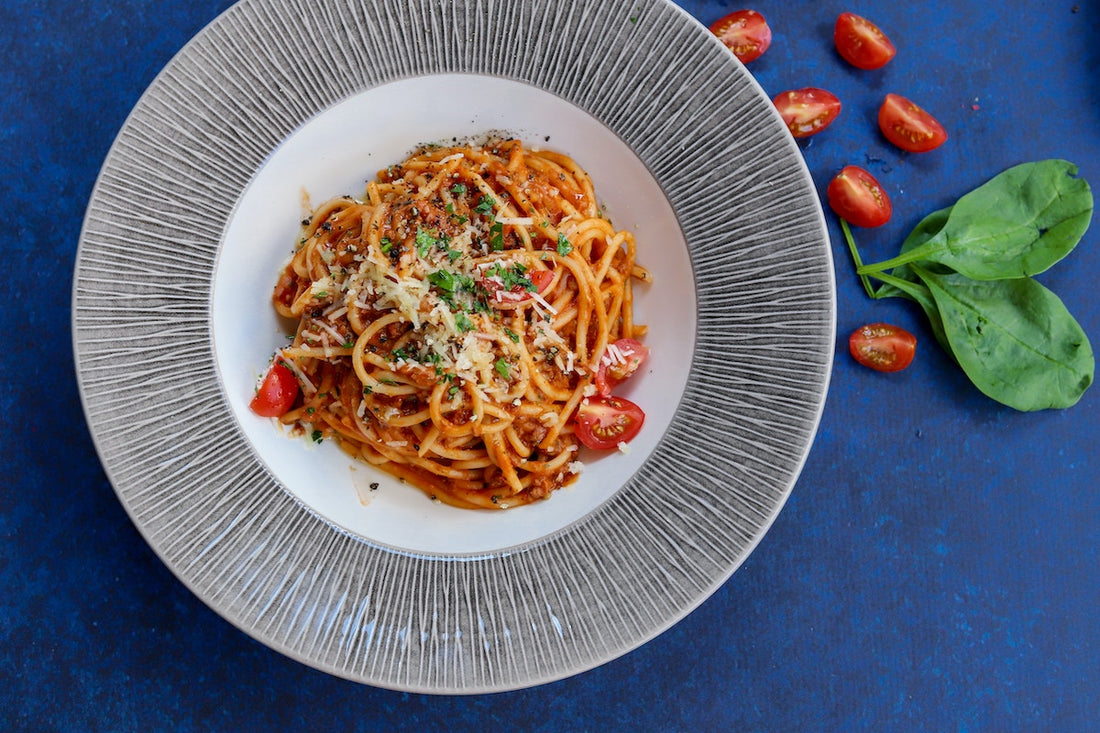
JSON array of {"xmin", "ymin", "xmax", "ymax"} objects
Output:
[{"xmin": 3, "ymin": 0, "xmax": 1098, "ymax": 729}]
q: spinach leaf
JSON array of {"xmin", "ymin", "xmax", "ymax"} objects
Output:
[
  {"xmin": 911, "ymin": 266, "xmax": 1094, "ymax": 411},
  {"xmin": 860, "ymin": 160, "xmax": 1092, "ymax": 281}
]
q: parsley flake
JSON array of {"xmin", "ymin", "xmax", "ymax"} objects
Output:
[
  {"xmin": 475, "ymin": 195, "xmax": 496, "ymax": 215},
  {"xmin": 556, "ymin": 233, "xmax": 573, "ymax": 256}
]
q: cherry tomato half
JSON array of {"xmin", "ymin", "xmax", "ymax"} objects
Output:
[
  {"xmin": 709, "ymin": 9, "xmax": 772, "ymax": 63},
  {"xmin": 849, "ymin": 323, "xmax": 917, "ymax": 373},
  {"xmin": 878, "ymin": 93, "xmax": 948, "ymax": 153},
  {"xmin": 834, "ymin": 12, "xmax": 896, "ymax": 70},
  {"xmin": 827, "ymin": 166, "xmax": 892, "ymax": 228},
  {"xmin": 595, "ymin": 338, "xmax": 650, "ymax": 396},
  {"xmin": 250, "ymin": 361, "xmax": 300, "ymax": 417},
  {"xmin": 773, "ymin": 88, "xmax": 842, "ymax": 138},
  {"xmin": 574, "ymin": 395, "xmax": 645, "ymax": 450}
]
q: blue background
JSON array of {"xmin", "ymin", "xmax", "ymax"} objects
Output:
[{"xmin": 3, "ymin": 0, "xmax": 1098, "ymax": 730}]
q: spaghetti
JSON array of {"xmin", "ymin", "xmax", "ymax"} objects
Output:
[{"xmin": 261, "ymin": 138, "xmax": 650, "ymax": 509}]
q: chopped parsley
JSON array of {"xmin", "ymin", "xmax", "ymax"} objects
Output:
[
  {"xmin": 475, "ymin": 195, "xmax": 496, "ymax": 215},
  {"xmin": 450, "ymin": 183, "xmax": 467, "ymax": 195},
  {"xmin": 455, "ymin": 311, "xmax": 474, "ymax": 332},
  {"xmin": 504, "ymin": 327, "xmax": 520, "ymax": 343},
  {"xmin": 427, "ymin": 268, "xmax": 476, "ymax": 301},
  {"xmin": 379, "ymin": 237, "xmax": 393, "ymax": 254},
  {"xmin": 415, "ymin": 226, "xmax": 441, "ymax": 258},
  {"xmin": 556, "ymin": 233, "xmax": 573, "ymax": 256},
  {"xmin": 484, "ymin": 262, "xmax": 534, "ymax": 292},
  {"xmin": 489, "ymin": 221, "xmax": 504, "ymax": 251},
  {"xmin": 445, "ymin": 202, "xmax": 469, "ymax": 225},
  {"xmin": 494, "ymin": 358, "xmax": 511, "ymax": 380},
  {"xmin": 310, "ymin": 430, "xmax": 324, "ymax": 443}
]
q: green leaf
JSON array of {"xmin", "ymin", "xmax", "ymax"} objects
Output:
[
  {"xmin": 911, "ymin": 266, "xmax": 1094, "ymax": 410},
  {"xmin": 427, "ymin": 269, "xmax": 457, "ymax": 292},
  {"xmin": 556, "ymin": 233, "xmax": 573, "ymax": 256},
  {"xmin": 475, "ymin": 195, "xmax": 496, "ymax": 215},
  {"xmin": 860, "ymin": 160, "xmax": 1093, "ymax": 280},
  {"xmin": 415, "ymin": 226, "xmax": 439, "ymax": 258}
]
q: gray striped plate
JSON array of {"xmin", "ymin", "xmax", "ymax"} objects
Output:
[{"xmin": 73, "ymin": 0, "xmax": 834, "ymax": 693}]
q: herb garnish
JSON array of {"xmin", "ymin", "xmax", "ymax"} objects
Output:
[
  {"xmin": 556, "ymin": 233, "xmax": 573, "ymax": 256},
  {"xmin": 475, "ymin": 195, "xmax": 496, "ymax": 215}
]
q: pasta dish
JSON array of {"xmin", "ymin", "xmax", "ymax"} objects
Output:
[{"xmin": 249, "ymin": 138, "xmax": 650, "ymax": 509}]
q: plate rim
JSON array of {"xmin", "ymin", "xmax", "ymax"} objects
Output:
[{"xmin": 72, "ymin": 0, "xmax": 835, "ymax": 693}]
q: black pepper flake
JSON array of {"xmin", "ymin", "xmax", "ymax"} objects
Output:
[{"xmin": 369, "ymin": 482, "xmax": 379, "ymax": 491}]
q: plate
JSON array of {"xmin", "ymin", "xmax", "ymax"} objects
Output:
[{"xmin": 73, "ymin": 0, "xmax": 834, "ymax": 693}]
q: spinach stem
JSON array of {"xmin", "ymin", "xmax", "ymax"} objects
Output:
[
  {"xmin": 840, "ymin": 218, "xmax": 878, "ymax": 299},
  {"xmin": 864, "ymin": 270, "xmax": 928, "ymax": 300},
  {"xmin": 856, "ymin": 248, "xmax": 925, "ymax": 275}
]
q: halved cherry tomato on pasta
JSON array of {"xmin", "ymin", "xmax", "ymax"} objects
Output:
[
  {"xmin": 773, "ymin": 88, "xmax": 842, "ymax": 138},
  {"xmin": 709, "ymin": 10, "xmax": 772, "ymax": 63},
  {"xmin": 574, "ymin": 395, "xmax": 645, "ymax": 450},
  {"xmin": 249, "ymin": 361, "xmax": 299, "ymax": 417},
  {"xmin": 481, "ymin": 267, "xmax": 554, "ymax": 306},
  {"xmin": 878, "ymin": 93, "xmax": 948, "ymax": 153},
  {"xmin": 827, "ymin": 165, "xmax": 892, "ymax": 228},
  {"xmin": 595, "ymin": 338, "xmax": 650, "ymax": 396},
  {"xmin": 849, "ymin": 323, "xmax": 917, "ymax": 373},
  {"xmin": 834, "ymin": 12, "xmax": 896, "ymax": 70}
]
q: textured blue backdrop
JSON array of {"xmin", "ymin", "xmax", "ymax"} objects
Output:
[{"xmin": 3, "ymin": 0, "xmax": 1098, "ymax": 730}]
